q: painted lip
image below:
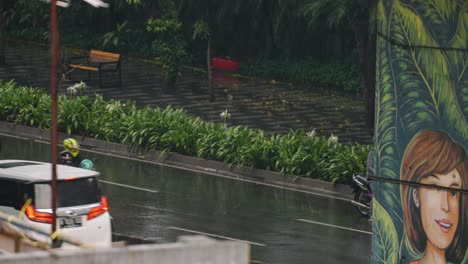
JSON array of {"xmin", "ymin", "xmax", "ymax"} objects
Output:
[{"xmin": 435, "ymin": 218, "xmax": 452, "ymax": 233}]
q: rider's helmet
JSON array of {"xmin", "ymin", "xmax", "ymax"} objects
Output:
[
  {"xmin": 58, "ymin": 151, "xmax": 73, "ymax": 165},
  {"xmin": 79, "ymin": 159, "xmax": 94, "ymax": 170},
  {"xmin": 64, "ymin": 138, "xmax": 80, "ymax": 157}
]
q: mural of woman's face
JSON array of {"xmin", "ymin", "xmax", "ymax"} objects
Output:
[{"xmin": 415, "ymin": 168, "xmax": 462, "ymax": 250}]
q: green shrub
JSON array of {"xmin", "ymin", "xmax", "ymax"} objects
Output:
[
  {"xmin": 0, "ymin": 81, "xmax": 51, "ymax": 127},
  {"xmin": 239, "ymin": 59, "xmax": 362, "ymax": 93},
  {"xmin": 196, "ymin": 122, "xmax": 226, "ymax": 160},
  {"xmin": 0, "ymin": 81, "xmax": 370, "ymax": 184}
]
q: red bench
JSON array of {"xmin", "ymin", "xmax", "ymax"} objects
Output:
[{"xmin": 212, "ymin": 57, "xmax": 239, "ymax": 72}]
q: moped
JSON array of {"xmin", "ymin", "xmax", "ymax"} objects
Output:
[{"xmin": 351, "ymin": 174, "xmax": 373, "ymax": 218}]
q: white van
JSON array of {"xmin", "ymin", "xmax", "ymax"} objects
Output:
[{"xmin": 0, "ymin": 160, "xmax": 111, "ymax": 248}]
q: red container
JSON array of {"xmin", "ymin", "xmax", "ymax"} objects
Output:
[{"xmin": 212, "ymin": 57, "xmax": 239, "ymax": 72}]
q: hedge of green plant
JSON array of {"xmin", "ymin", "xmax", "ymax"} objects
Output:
[
  {"xmin": 239, "ymin": 59, "xmax": 362, "ymax": 93},
  {"xmin": 0, "ymin": 80, "xmax": 370, "ymax": 184}
]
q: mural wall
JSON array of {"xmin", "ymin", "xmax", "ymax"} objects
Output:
[{"xmin": 373, "ymin": 0, "xmax": 468, "ymax": 263}]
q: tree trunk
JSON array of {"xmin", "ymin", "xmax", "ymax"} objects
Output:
[
  {"xmin": 0, "ymin": 0, "xmax": 5, "ymax": 65},
  {"xmin": 365, "ymin": 26, "xmax": 376, "ymax": 132},
  {"xmin": 207, "ymin": 0, "xmax": 215, "ymax": 102},
  {"xmin": 260, "ymin": 1, "xmax": 275, "ymax": 58},
  {"xmin": 207, "ymin": 36, "xmax": 214, "ymax": 102},
  {"xmin": 353, "ymin": 14, "xmax": 376, "ymax": 135},
  {"xmin": 167, "ymin": 76, "xmax": 177, "ymax": 90},
  {"xmin": 365, "ymin": 0, "xmax": 377, "ymax": 134},
  {"xmin": 352, "ymin": 23, "xmax": 368, "ymax": 91}
]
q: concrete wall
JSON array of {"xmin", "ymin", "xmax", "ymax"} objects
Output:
[{"xmin": 0, "ymin": 236, "xmax": 249, "ymax": 264}]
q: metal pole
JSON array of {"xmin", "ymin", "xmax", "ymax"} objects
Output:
[{"xmin": 50, "ymin": 0, "xmax": 59, "ymax": 248}]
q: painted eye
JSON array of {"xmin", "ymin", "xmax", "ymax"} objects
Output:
[{"xmin": 450, "ymin": 191, "xmax": 458, "ymax": 198}]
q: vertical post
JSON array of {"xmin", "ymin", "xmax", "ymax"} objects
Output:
[
  {"xmin": 0, "ymin": 0, "xmax": 5, "ymax": 66},
  {"xmin": 14, "ymin": 237, "xmax": 20, "ymax": 253},
  {"xmin": 50, "ymin": 0, "xmax": 59, "ymax": 248},
  {"xmin": 206, "ymin": 0, "xmax": 215, "ymax": 102}
]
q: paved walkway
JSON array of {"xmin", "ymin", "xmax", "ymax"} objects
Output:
[{"xmin": 0, "ymin": 40, "xmax": 372, "ymax": 144}]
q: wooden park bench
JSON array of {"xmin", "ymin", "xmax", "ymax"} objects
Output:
[{"xmin": 68, "ymin": 50, "xmax": 121, "ymax": 88}]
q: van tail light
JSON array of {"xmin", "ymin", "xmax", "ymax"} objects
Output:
[
  {"xmin": 87, "ymin": 196, "xmax": 109, "ymax": 220},
  {"xmin": 25, "ymin": 205, "xmax": 53, "ymax": 224}
]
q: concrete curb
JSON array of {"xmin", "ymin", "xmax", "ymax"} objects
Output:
[{"xmin": 0, "ymin": 121, "xmax": 353, "ymax": 199}]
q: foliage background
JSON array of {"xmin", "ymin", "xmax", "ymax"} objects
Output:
[
  {"xmin": 2, "ymin": 0, "xmax": 362, "ymax": 93},
  {"xmin": 372, "ymin": 0, "xmax": 468, "ymax": 263}
]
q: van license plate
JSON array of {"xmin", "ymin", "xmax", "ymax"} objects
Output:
[{"xmin": 59, "ymin": 216, "xmax": 82, "ymax": 228}]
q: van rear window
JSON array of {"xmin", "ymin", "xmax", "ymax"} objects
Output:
[
  {"xmin": 34, "ymin": 177, "xmax": 101, "ymax": 209},
  {"xmin": 0, "ymin": 162, "xmax": 40, "ymax": 168}
]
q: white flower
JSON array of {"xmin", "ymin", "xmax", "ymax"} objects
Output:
[
  {"xmin": 66, "ymin": 81, "xmax": 87, "ymax": 96},
  {"xmin": 306, "ymin": 129, "xmax": 316, "ymax": 139},
  {"xmin": 75, "ymin": 81, "xmax": 87, "ymax": 90},
  {"xmin": 328, "ymin": 133, "xmax": 338, "ymax": 145},
  {"xmin": 106, "ymin": 101, "xmax": 121, "ymax": 113},
  {"xmin": 220, "ymin": 109, "xmax": 231, "ymax": 121},
  {"xmin": 67, "ymin": 86, "xmax": 77, "ymax": 95},
  {"xmin": 106, "ymin": 104, "xmax": 115, "ymax": 113}
]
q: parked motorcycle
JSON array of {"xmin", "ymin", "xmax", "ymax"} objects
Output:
[{"xmin": 351, "ymin": 174, "xmax": 373, "ymax": 218}]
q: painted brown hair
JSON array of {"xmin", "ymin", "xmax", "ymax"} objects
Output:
[{"xmin": 401, "ymin": 130, "xmax": 467, "ymax": 263}]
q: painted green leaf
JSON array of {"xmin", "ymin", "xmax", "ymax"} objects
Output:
[
  {"xmin": 379, "ymin": 182, "xmax": 404, "ymax": 225},
  {"xmin": 377, "ymin": 0, "xmax": 388, "ymax": 32},
  {"xmin": 447, "ymin": 1, "xmax": 468, "ymax": 75},
  {"xmin": 376, "ymin": 0, "xmax": 400, "ymax": 180},
  {"xmin": 372, "ymin": 199, "xmax": 399, "ymax": 264},
  {"xmin": 391, "ymin": 0, "xmax": 467, "ymax": 138},
  {"xmin": 390, "ymin": 1, "xmax": 439, "ymax": 131},
  {"xmin": 446, "ymin": 1, "xmax": 468, "ymax": 121},
  {"xmin": 416, "ymin": 0, "xmax": 458, "ymax": 43},
  {"xmin": 463, "ymin": 252, "xmax": 468, "ymax": 264}
]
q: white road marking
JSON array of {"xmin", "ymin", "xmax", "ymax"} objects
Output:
[
  {"xmin": 297, "ymin": 218, "xmax": 372, "ymax": 235},
  {"xmin": 168, "ymin": 226, "xmax": 266, "ymax": 247},
  {"xmin": 0, "ymin": 133, "xmax": 28, "ymax": 140},
  {"xmin": 33, "ymin": 139, "xmax": 51, "ymax": 144},
  {"xmin": 99, "ymin": 180, "xmax": 158, "ymax": 193}
]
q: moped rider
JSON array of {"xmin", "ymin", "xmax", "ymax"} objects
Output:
[{"xmin": 59, "ymin": 138, "xmax": 82, "ymax": 167}]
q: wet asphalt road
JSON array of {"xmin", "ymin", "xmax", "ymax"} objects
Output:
[{"xmin": 0, "ymin": 135, "xmax": 371, "ymax": 263}]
